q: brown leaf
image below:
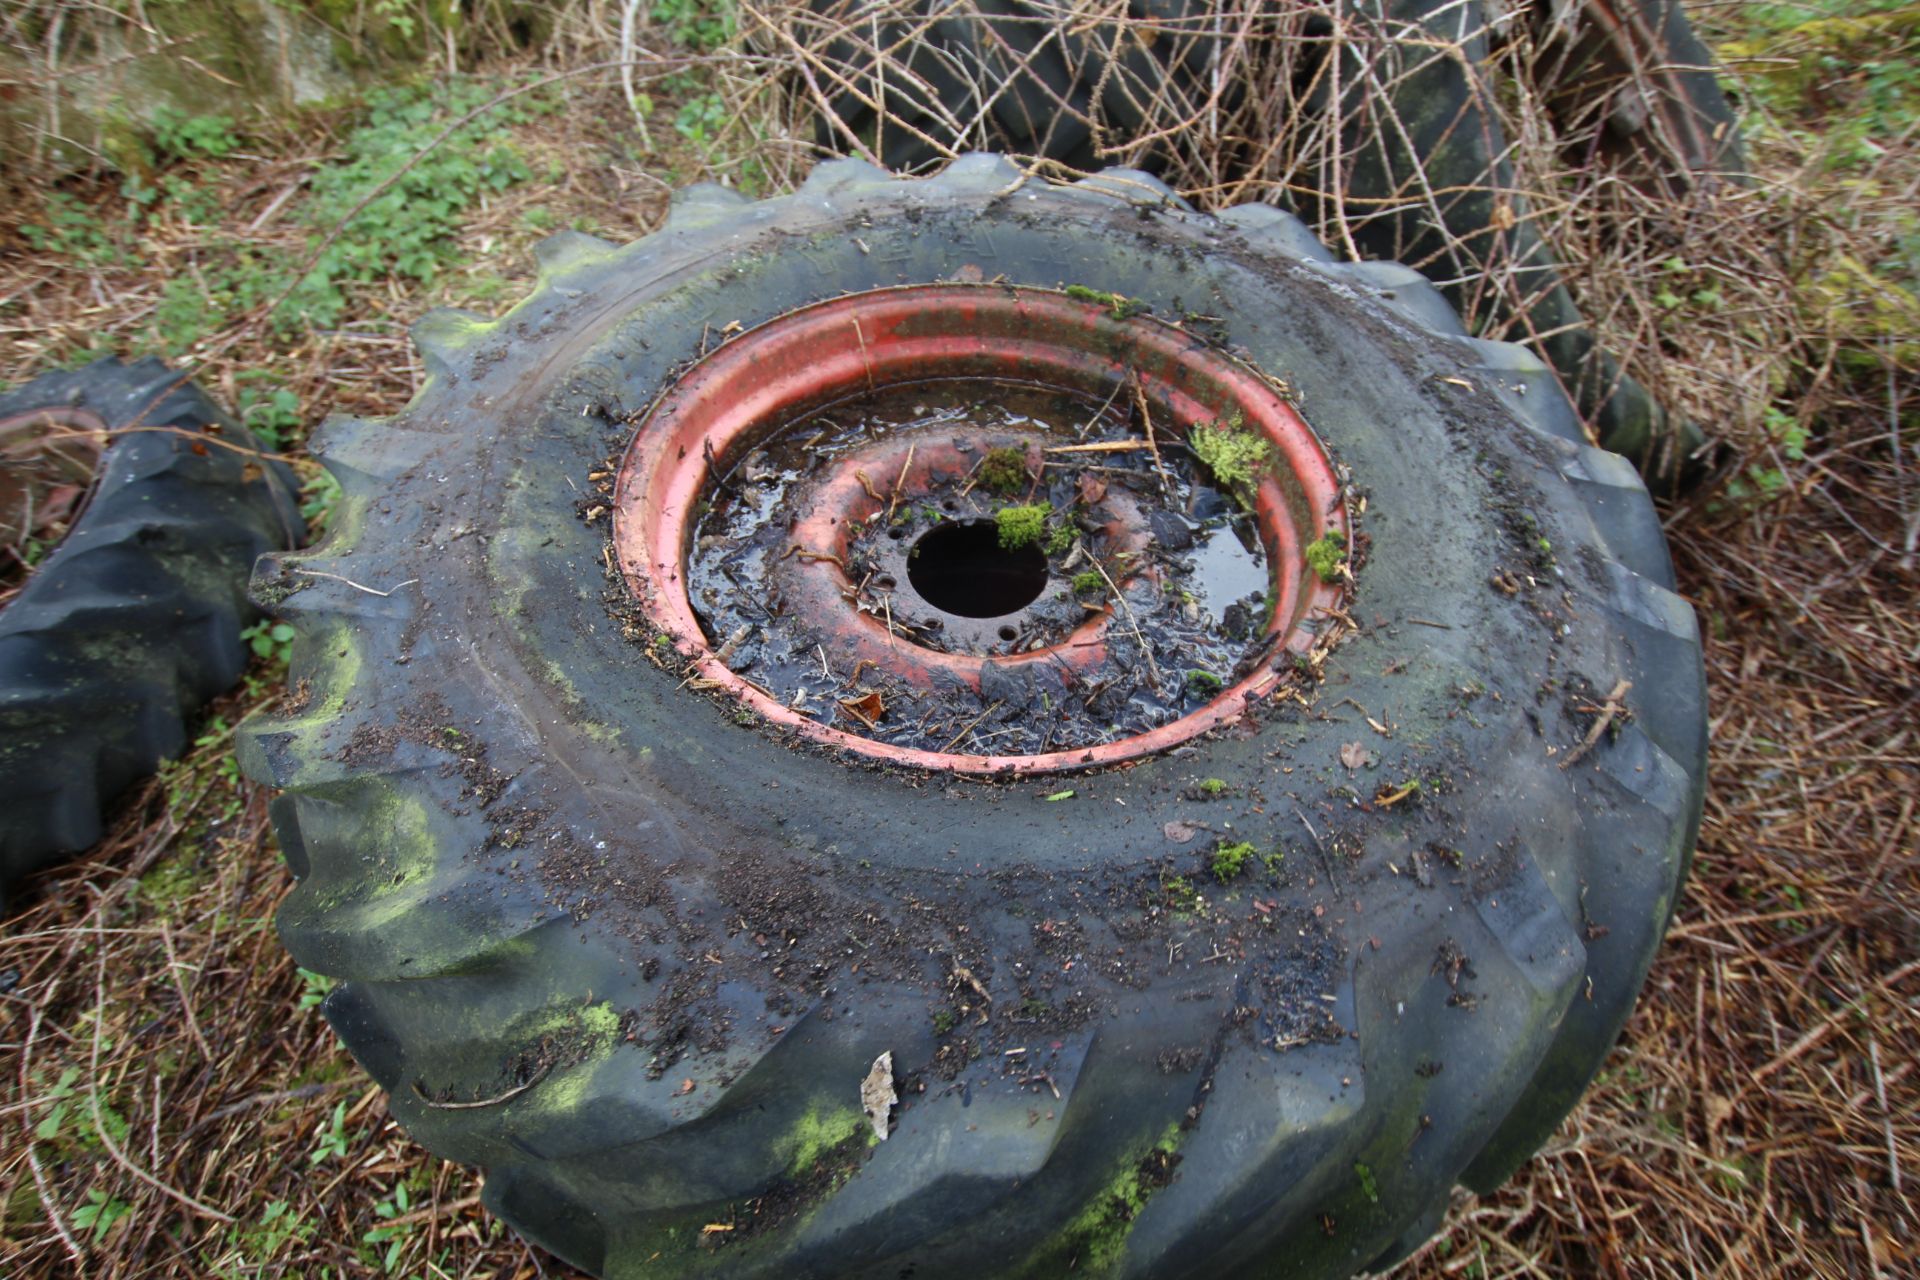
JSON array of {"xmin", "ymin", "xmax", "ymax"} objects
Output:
[
  {"xmin": 1077, "ymin": 473, "xmax": 1108, "ymax": 505},
  {"xmin": 1163, "ymin": 820, "xmax": 1200, "ymax": 844},
  {"xmin": 1339, "ymin": 742, "xmax": 1371, "ymax": 772},
  {"xmin": 839, "ymin": 690, "xmax": 886, "ymax": 728},
  {"xmin": 862, "ymin": 1051, "xmax": 897, "ymax": 1141}
]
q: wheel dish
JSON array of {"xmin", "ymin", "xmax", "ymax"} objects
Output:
[{"xmin": 615, "ymin": 285, "xmax": 1348, "ymax": 773}]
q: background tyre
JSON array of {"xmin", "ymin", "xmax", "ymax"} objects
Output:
[
  {"xmin": 0, "ymin": 358, "xmax": 301, "ymax": 903},
  {"xmin": 241, "ymin": 157, "xmax": 1705, "ymax": 1278},
  {"xmin": 799, "ymin": 0, "xmax": 1745, "ymax": 479}
]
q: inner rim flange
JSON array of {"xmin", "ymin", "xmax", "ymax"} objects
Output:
[
  {"xmin": 772, "ymin": 427, "xmax": 1158, "ymax": 693},
  {"xmin": 613, "ymin": 284, "xmax": 1349, "ymax": 775}
]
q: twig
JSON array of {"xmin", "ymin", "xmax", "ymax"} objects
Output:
[
  {"xmin": 411, "ymin": 1059, "xmax": 553, "ymax": 1111},
  {"xmin": 21, "ymin": 1008, "xmax": 85, "ymax": 1267},
  {"xmin": 1559, "ymin": 679, "xmax": 1632, "ymax": 770},
  {"xmin": 940, "ymin": 700, "xmax": 1005, "ymax": 752},
  {"xmin": 90, "ymin": 919, "xmax": 236, "ymax": 1223},
  {"xmin": 294, "ymin": 569, "xmax": 418, "ymax": 598}
]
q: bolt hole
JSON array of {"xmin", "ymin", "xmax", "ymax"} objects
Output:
[
  {"xmin": 998, "ymin": 625, "xmax": 1018, "ymax": 641},
  {"xmin": 876, "ymin": 575, "xmax": 896, "ymax": 590},
  {"xmin": 907, "ymin": 521, "xmax": 1048, "ymax": 619},
  {"xmin": 887, "ymin": 528, "xmax": 904, "ymax": 539}
]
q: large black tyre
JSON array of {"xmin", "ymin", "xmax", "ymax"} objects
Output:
[
  {"xmin": 803, "ymin": 0, "xmax": 1743, "ymax": 478},
  {"xmin": 240, "ymin": 157, "xmax": 1706, "ymax": 1278},
  {"xmin": 0, "ymin": 359, "xmax": 301, "ymax": 900}
]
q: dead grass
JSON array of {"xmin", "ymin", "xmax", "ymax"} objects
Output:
[{"xmin": 1, "ymin": 3, "xmax": 1916, "ymax": 1276}]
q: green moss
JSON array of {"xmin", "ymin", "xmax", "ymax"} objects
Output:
[
  {"xmin": 1022, "ymin": 1123, "xmax": 1185, "ymax": 1276},
  {"xmin": 1071, "ymin": 570, "xmax": 1106, "ymax": 595},
  {"xmin": 977, "ymin": 446, "xmax": 1029, "ymax": 495},
  {"xmin": 1185, "ymin": 669, "xmax": 1223, "ymax": 696},
  {"xmin": 1046, "ymin": 521, "xmax": 1078, "ymax": 555},
  {"xmin": 1188, "ymin": 417, "xmax": 1274, "ymax": 506},
  {"xmin": 1354, "ymin": 1161, "xmax": 1379, "ymax": 1204},
  {"xmin": 995, "ymin": 503, "xmax": 1051, "ymax": 550},
  {"xmin": 781, "ymin": 1105, "xmax": 869, "ymax": 1176},
  {"xmin": 1211, "ymin": 840, "xmax": 1255, "ymax": 881},
  {"xmin": 1304, "ymin": 529, "xmax": 1347, "ymax": 583},
  {"xmin": 1198, "ymin": 777, "xmax": 1228, "ymax": 795},
  {"xmin": 1064, "ymin": 284, "xmax": 1146, "ymax": 320}
]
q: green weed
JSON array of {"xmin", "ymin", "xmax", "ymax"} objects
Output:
[
  {"xmin": 308, "ymin": 1100, "xmax": 352, "ymax": 1164},
  {"xmin": 654, "ymin": 0, "xmax": 737, "ymax": 51},
  {"xmin": 242, "ymin": 621, "xmax": 297, "ymax": 664},
  {"xmin": 150, "ymin": 108, "xmax": 241, "ymax": 161},
  {"xmin": 72, "ymin": 1188, "xmax": 132, "ymax": 1242}
]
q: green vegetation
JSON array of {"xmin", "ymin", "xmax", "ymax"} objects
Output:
[
  {"xmin": 996, "ymin": 502, "xmax": 1051, "ymax": 550},
  {"xmin": 1071, "ymin": 569, "xmax": 1106, "ymax": 595},
  {"xmin": 242, "ymin": 620, "xmax": 297, "ymax": 664},
  {"xmin": 977, "ymin": 445, "xmax": 1029, "ymax": 494},
  {"xmin": 1304, "ymin": 529, "xmax": 1347, "ymax": 583},
  {"xmin": 1211, "ymin": 840, "xmax": 1256, "ymax": 881},
  {"xmin": 653, "ymin": 0, "xmax": 738, "ymax": 51},
  {"xmin": 1064, "ymin": 283, "xmax": 1146, "ymax": 319},
  {"xmin": 1188, "ymin": 417, "xmax": 1273, "ymax": 507},
  {"xmin": 1030, "ymin": 1124, "xmax": 1184, "ymax": 1274},
  {"xmin": 150, "ymin": 107, "xmax": 241, "ymax": 160},
  {"xmin": 1199, "ymin": 777, "xmax": 1229, "ymax": 795},
  {"xmin": 1185, "ymin": 669, "xmax": 1223, "ymax": 696}
]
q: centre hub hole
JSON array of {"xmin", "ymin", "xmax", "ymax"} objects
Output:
[{"xmin": 908, "ymin": 521, "xmax": 1048, "ymax": 619}]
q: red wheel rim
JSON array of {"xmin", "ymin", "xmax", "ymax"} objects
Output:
[{"xmin": 612, "ymin": 285, "xmax": 1349, "ymax": 775}]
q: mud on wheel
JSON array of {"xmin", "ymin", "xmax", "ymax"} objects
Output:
[{"xmin": 241, "ymin": 157, "xmax": 1706, "ymax": 1278}]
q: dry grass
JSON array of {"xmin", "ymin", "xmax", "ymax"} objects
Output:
[{"xmin": 1, "ymin": 3, "xmax": 1916, "ymax": 1276}]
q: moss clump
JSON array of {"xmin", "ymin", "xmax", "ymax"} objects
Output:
[
  {"xmin": 1199, "ymin": 777, "xmax": 1228, "ymax": 796},
  {"xmin": 1189, "ymin": 417, "xmax": 1273, "ymax": 506},
  {"xmin": 996, "ymin": 503, "xmax": 1051, "ymax": 550},
  {"xmin": 1304, "ymin": 529, "xmax": 1347, "ymax": 583},
  {"xmin": 783, "ymin": 1105, "xmax": 869, "ymax": 1176},
  {"xmin": 1025, "ymin": 1124, "xmax": 1185, "ymax": 1275},
  {"xmin": 1212, "ymin": 840, "xmax": 1255, "ymax": 881},
  {"xmin": 1046, "ymin": 521, "xmax": 1078, "ymax": 555},
  {"xmin": 977, "ymin": 446, "xmax": 1029, "ymax": 495},
  {"xmin": 1071, "ymin": 570, "xmax": 1106, "ymax": 595},
  {"xmin": 1185, "ymin": 669, "xmax": 1223, "ymax": 697},
  {"xmin": 1064, "ymin": 283, "xmax": 1146, "ymax": 320}
]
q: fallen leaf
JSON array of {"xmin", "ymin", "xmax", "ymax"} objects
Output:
[
  {"xmin": 838, "ymin": 690, "xmax": 886, "ymax": 728},
  {"xmin": 1077, "ymin": 473, "xmax": 1108, "ymax": 505},
  {"xmin": 862, "ymin": 1051, "xmax": 897, "ymax": 1141},
  {"xmin": 1162, "ymin": 820, "xmax": 1200, "ymax": 844},
  {"xmin": 1339, "ymin": 742, "xmax": 1371, "ymax": 772},
  {"xmin": 675, "ymin": 1078, "xmax": 695, "ymax": 1096},
  {"xmin": 1043, "ymin": 789, "xmax": 1076, "ymax": 802}
]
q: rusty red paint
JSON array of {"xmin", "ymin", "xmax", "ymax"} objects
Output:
[{"xmin": 612, "ymin": 284, "xmax": 1348, "ymax": 775}]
